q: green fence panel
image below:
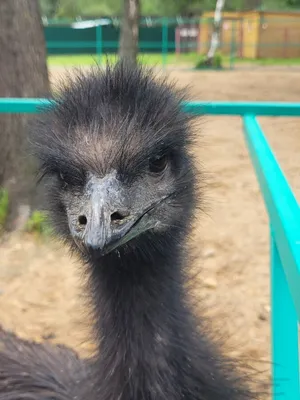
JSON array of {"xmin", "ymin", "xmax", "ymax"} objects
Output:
[{"xmin": 45, "ymin": 25, "xmax": 177, "ymax": 55}]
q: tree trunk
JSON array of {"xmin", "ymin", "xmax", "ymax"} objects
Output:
[
  {"xmin": 206, "ymin": 0, "xmax": 225, "ymax": 64},
  {"xmin": 118, "ymin": 0, "xmax": 140, "ymax": 65},
  {"xmin": 0, "ymin": 0, "xmax": 49, "ymax": 230}
]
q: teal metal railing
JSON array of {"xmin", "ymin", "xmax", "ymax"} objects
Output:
[{"xmin": 0, "ymin": 99, "xmax": 299, "ymax": 399}]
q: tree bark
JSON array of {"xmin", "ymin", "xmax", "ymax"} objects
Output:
[
  {"xmin": 118, "ymin": 0, "xmax": 140, "ymax": 65},
  {"xmin": 206, "ymin": 0, "xmax": 225, "ymax": 64},
  {"xmin": 0, "ymin": 0, "xmax": 49, "ymax": 230}
]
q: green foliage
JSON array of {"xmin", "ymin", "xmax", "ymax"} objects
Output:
[
  {"xmin": 55, "ymin": 0, "xmax": 81, "ymax": 18},
  {"xmin": 40, "ymin": 0, "xmax": 60, "ymax": 18},
  {"xmin": 41, "ymin": 0, "xmax": 121, "ymax": 18},
  {"xmin": 39, "ymin": 0, "xmax": 299, "ymax": 18},
  {"xmin": 286, "ymin": 0, "xmax": 300, "ymax": 7},
  {"xmin": 0, "ymin": 189, "xmax": 9, "ymax": 229},
  {"xmin": 195, "ymin": 52, "xmax": 223, "ymax": 69},
  {"xmin": 77, "ymin": 0, "xmax": 122, "ymax": 17},
  {"xmin": 25, "ymin": 211, "xmax": 52, "ymax": 236},
  {"xmin": 141, "ymin": 0, "xmax": 205, "ymax": 16}
]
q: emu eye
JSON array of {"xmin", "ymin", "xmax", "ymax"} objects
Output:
[
  {"xmin": 58, "ymin": 171, "xmax": 68, "ymax": 187},
  {"xmin": 149, "ymin": 154, "xmax": 168, "ymax": 174}
]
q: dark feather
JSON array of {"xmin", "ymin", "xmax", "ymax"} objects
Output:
[
  {"xmin": 0, "ymin": 326, "xmax": 90, "ymax": 399},
  {"xmin": 0, "ymin": 62, "xmax": 264, "ymax": 400}
]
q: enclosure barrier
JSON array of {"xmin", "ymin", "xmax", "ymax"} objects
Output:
[
  {"xmin": 43, "ymin": 16, "xmax": 300, "ymax": 69},
  {"xmin": 0, "ymin": 99, "xmax": 299, "ymax": 400}
]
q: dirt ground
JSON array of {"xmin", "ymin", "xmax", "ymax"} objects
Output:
[{"xmin": 1, "ymin": 67, "xmax": 300, "ymax": 391}]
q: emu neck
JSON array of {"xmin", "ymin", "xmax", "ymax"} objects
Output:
[
  {"xmin": 89, "ymin": 241, "xmax": 194, "ymax": 399},
  {"xmin": 86, "ymin": 240, "xmax": 252, "ymax": 400},
  {"xmin": 91, "ymin": 242, "xmax": 188, "ymax": 344}
]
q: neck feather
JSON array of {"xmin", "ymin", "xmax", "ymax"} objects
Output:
[{"xmin": 84, "ymin": 233, "xmax": 253, "ymax": 400}]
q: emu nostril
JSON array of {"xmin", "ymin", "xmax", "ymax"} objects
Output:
[
  {"xmin": 78, "ymin": 215, "xmax": 87, "ymax": 226},
  {"xmin": 110, "ymin": 211, "xmax": 129, "ymax": 223}
]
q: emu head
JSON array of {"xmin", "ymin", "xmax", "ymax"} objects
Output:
[{"xmin": 31, "ymin": 63, "xmax": 196, "ymax": 259}]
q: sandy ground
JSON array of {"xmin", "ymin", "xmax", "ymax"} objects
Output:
[{"xmin": 1, "ymin": 67, "xmax": 300, "ymax": 392}]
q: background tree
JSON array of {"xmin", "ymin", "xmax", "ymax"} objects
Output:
[
  {"xmin": 119, "ymin": 0, "xmax": 140, "ymax": 64},
  {"xmin": 0, "ymin": 0, "xmax": 49, "ymax": 229},
  {"xmin": 205, "ymin": 0, "xmax": 225, "ymax": 65}
]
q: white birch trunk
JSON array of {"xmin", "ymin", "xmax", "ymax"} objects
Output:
[{"xmin": 207, "ymin": 0, "xmax": 225, "ymax": 60}]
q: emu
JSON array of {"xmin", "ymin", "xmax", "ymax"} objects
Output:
[{"xmin": 0, "ymin": 62, "xmax": 257, "ymax": 400}]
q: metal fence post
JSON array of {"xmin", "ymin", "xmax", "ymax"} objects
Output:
[
  {"xmin": 162, "ymin": 17, "xmax": 168, "ymax": 69},
  {"xmin": 96, "ymin": 24, "xmax": 102, "ymax": 64},
  {"xmin": 270, "ymin": 228, "xmax": 300, "ymax": 400}
]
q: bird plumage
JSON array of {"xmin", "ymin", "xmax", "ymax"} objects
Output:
[
  {"xmin": 0, "ymin": 62, "xmax": 260, "ymax": 400},
  {"xmin": 0, "ymin": 326, "xmax": 89, "ymax": 399}
]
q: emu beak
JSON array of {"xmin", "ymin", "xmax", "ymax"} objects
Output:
[{"xmin": 69, "ymin": 174, "xmax": 156, "ymax": 255}]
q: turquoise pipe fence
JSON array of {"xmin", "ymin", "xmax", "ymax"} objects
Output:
[{"xmin": 0, "ymin": 99, "xmax": 299, "ymax": 399}]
